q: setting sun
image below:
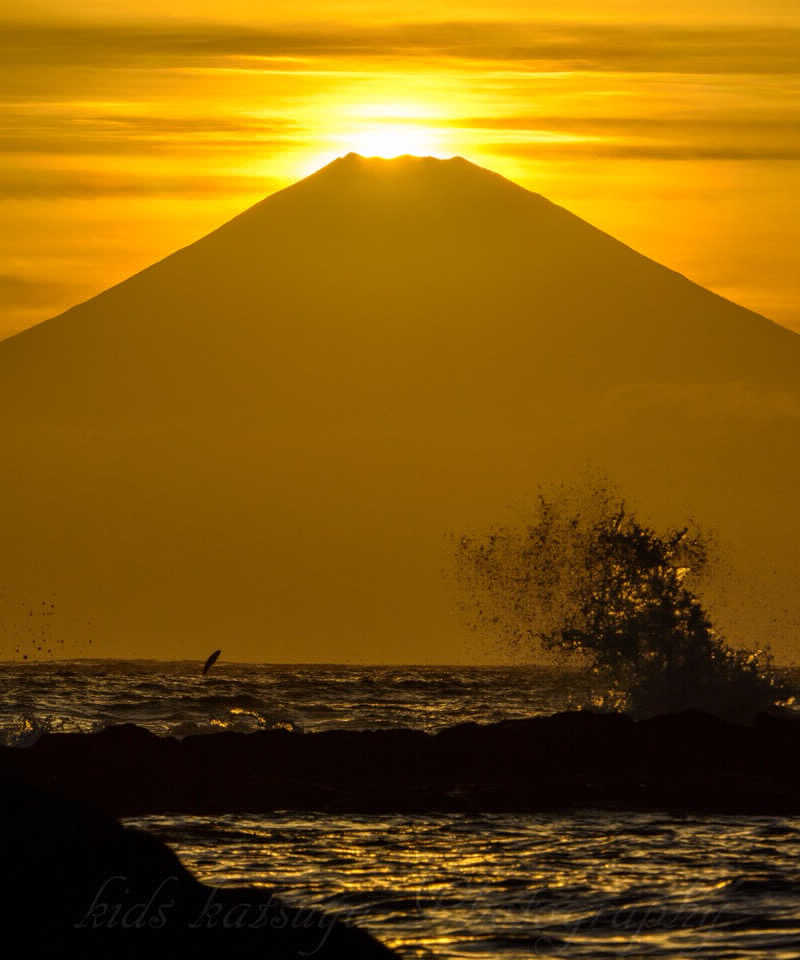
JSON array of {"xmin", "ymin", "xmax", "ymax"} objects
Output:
[{"xmin": 341, "ymin": 122, "xmax": 448, "ymax": 159}]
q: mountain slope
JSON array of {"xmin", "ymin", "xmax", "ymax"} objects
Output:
[{"xmin": 1, "ymin": 154, "xmax": 798, "ymax": 661}]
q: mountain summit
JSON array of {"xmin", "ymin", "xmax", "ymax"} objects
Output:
[{"xmin": 1, "ymin": 155, "xmax": 798, "ymax": 660}]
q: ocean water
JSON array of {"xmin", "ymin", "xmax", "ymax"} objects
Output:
[
  {"xmin": 132, "ymin": 810, "xmax": 800, "ymax": 959},
  {"xmin": 0, "ymin": 660, "xmax": 600, "ymax": 743},
  {"xmin": 4, "ymin": 661, "xmax": 800, "ymax": 958}
]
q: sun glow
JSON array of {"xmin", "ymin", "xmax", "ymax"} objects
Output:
[{"xmin": 341, "ymin": 122, "xmax": 449, "ymax": 159}]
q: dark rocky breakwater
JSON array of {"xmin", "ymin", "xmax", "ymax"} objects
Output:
[{"xmin": 3, "ymin": 710, "xmax": 800, "ymax": 817}]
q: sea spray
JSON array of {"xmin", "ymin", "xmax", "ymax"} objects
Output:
[{"xmin": 455, "ymin": 484, "xmax": 787, "ymax": 722}]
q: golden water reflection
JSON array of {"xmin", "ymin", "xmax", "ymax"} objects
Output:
[{"xmin": 130, "ymin": 811, "xmax": 800, "ymax": 958}]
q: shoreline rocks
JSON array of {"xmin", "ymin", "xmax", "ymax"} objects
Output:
[
  {"xmin": 0, "ymin": 775, "xmax": 399, "ymax": 958},
  {"xmin": 2, "ymin": 710, "xmax": 800, "ymax": 817}
]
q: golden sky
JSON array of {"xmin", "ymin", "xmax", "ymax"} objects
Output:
[{"xmin": 1, "ymin": 3, "xmax": 799, "ymax": 337}]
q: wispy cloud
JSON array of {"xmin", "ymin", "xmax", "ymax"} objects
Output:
[
  {"xmin": 0, "ymin": 169, "xmax": 273, "ymax": 198},
  {"xmin": 0, "ymin": 272, "xmax": 76, "ymax": 307},
  {"xmin": 497, "ymin": 141, "xmax": 800, "ymax": 161},
  {"xmin": 2, "ymin": 20, "xmax": 799, "ymax": 74}
]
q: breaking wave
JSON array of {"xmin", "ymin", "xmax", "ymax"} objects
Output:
[{"xmin": 456, "ymin": 484, "xmax": 794, "ymax": 723}]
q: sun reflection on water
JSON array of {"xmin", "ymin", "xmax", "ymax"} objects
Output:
[{"xmin": 129, "ymin": 811, "xmax": 800, "ymax": 959}]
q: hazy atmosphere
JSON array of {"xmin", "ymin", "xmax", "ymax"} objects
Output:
[
  {"xmin": 3, "ymin": 0, "xmax": 800, "ymax": 663},
  {"xmin": 1, "ymin": 152, "xmax": 799, "ymax": 663}
]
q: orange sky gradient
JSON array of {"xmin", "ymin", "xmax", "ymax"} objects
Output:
[{"xmin": 1, "ymin": 3, "xmax": 799, "ymax": 338}]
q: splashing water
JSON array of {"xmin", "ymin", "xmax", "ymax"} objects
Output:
[{"xmin": 456, "ymin": 485, "xmax": 790, "ymax": 722}]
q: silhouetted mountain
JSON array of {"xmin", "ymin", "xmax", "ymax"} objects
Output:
[{"xmin": 1, "ymin": 154, "xmax": 797, "ymax": 660}]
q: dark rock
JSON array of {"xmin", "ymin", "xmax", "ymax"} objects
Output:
[
  {"xmin": 2, "ymin": 710, "xmax": 800, "ymax": 816},
  {"xmin": 0, "ymin": 776, "xmax": 399, "ymax": 958}
]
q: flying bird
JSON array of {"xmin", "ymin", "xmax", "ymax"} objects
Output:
[{"xmin": 202, "ymin": 649, "xmax": 221, "ymax": 675}]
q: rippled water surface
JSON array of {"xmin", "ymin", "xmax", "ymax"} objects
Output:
[
  {"xmin": 3, "ymin": 660, "xmax": 797, "ymax": 744},
  {"xmin": 130, "ymin": 811, "xmax": 800, "ymax": 959},
  {"xmin": 0, "ymin": 660, "xmax": 601, "ymax": 742},
  {"xmin": 6, "ymin": 661, "xmax": 800, "ymax": 956}
]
